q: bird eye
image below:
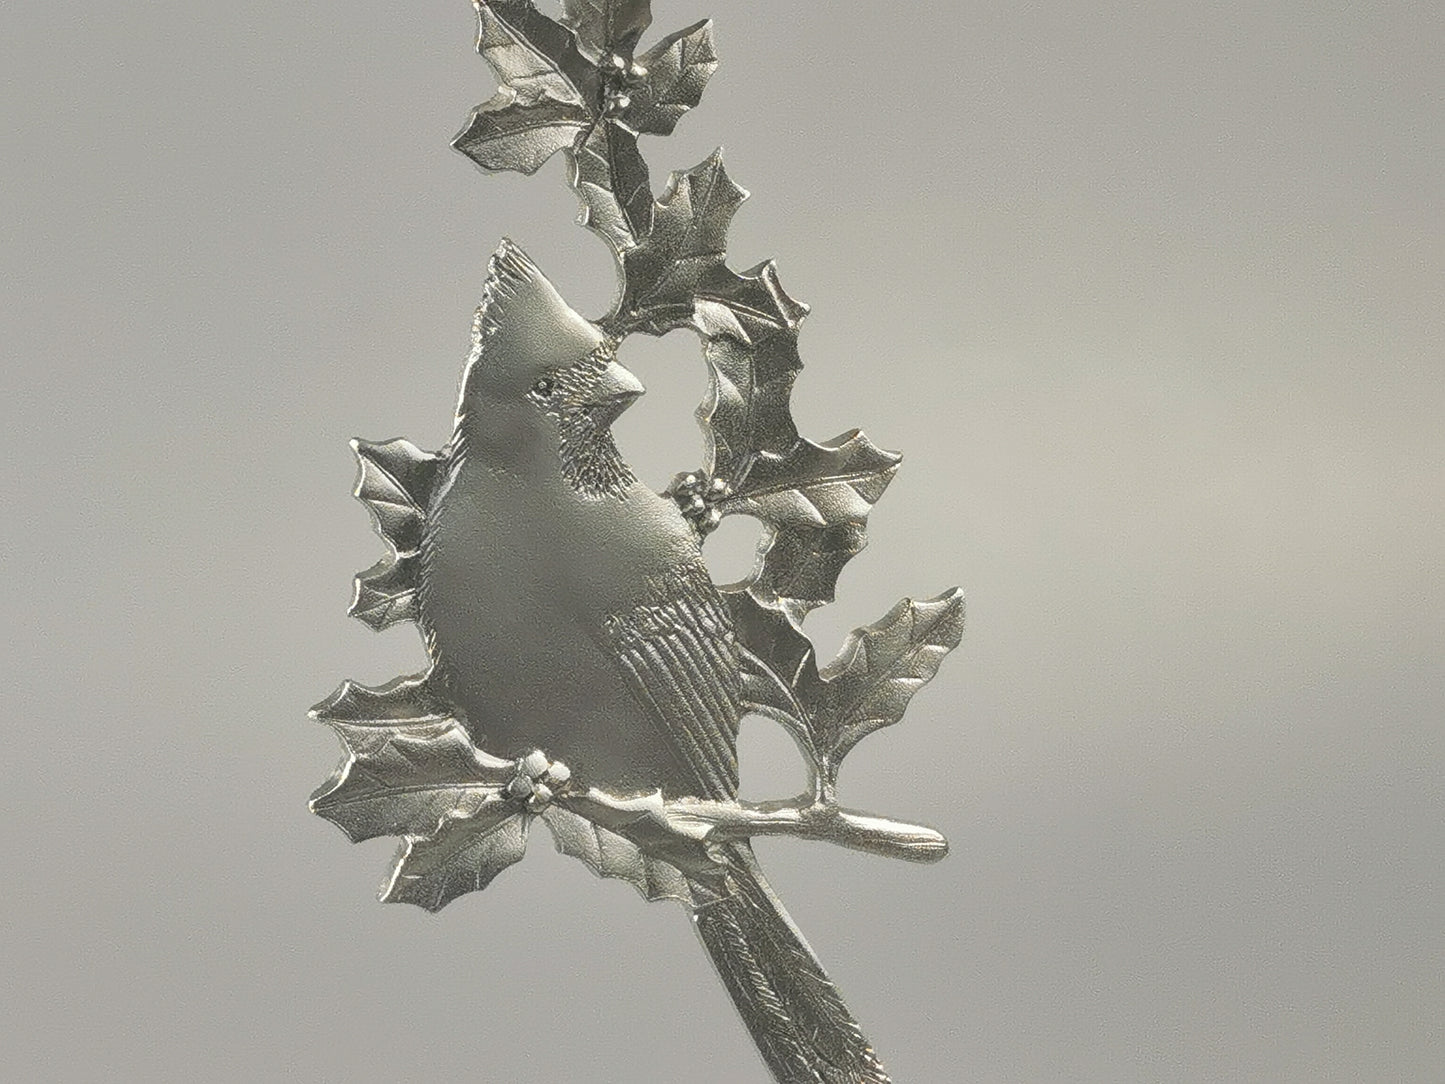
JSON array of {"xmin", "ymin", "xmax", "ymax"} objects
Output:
[{"xmin": 531, "ymin": 377, "xmax": 555, "ymax": 397}]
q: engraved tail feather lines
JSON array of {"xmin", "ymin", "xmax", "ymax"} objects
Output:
[{"xmin": 691, "ymin": 844, "xmax": 890, "ymax": 1084}]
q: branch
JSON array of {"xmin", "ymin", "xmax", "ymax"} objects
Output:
[
  {"xmin": 558, "ymin": 786, "xmax": 949, "ymax": 869},
  {"xmin": 689, "ymin": 797, "xmax": 949, "ymax": 864}
]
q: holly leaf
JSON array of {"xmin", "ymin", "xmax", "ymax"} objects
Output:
[
  {"xmin": 722, "ymin": 430, "xmax": 900, "ymax": 531},
  {"xmin": 382, "ymin": 808, "xmax": 531, "ymax": 912},
  {"xmin": 750, "ymin": 520, "xmax": 869, "ymax": 620},
  {"xmin": 699, "ymin": 259, "xmax": 811, "ymax": 331},
  {"xmin": 556, "ymin": 789, "xmax": 727, "ymax": 880},
  {"xmin": 542, "ymin": 806, "xmax": 691, "ymax": 904},
  {"xmin": 351, "ymin": 438, "xmax": 442, "ymax": 559},
  {"xmin": 454, "ymin": 1, "xmax": 599, "ymax": 176},
  {"xmin": 723, "ymin": 432, "xmax": 899, "ymax": 617},
  {"xmin": 726, "ymin": 590, "xmax": 821, "ymax": 706},
  {"xmin": 812, "ymin": 590, "xmax": 965, "ymax": 774},
  {"xmin": 310, "ymin": 719, "xmax": 512, "ymax": 843},
  {"xmin": 309, "ymin": 669, "xmax": 517, "ymax": 836},
  {"xmin": 692, "ymin": 278, "xmax": 894, "ymax": 617},
  {"xmin": 569, "ymin": 118, "xmax": 654, "ymax": 255},
  {"xmin": 349, "ymin": 554, "xmax": 419, "ymax": 632},
  {"xmin": 310, "ymin": 670, "xmax": 453, "ymax": 726},
  {"xmin": 472, "ymin": 0, "xmax": 595, "ymax": 106},
  {"xmin": 612, "ymin": 150, "xmax": 747, "ymax": 334},
  {"xmin": 562, "ymin": 0, "xmax": 652, "ymax": 59},
  {"xmin": 723, "ymin": 591, "xmax": 965, "ymax": 784},
  {"xmin": 723, "ymin": 587, "xmax": 822, "ymax": 759},
  {"xmin": 454, "ymin": 89, "xmax": 593, "ymax": 175},
  {"xmin": 627, "ymin": 20, "xmax": 718, "ymax": 137},
  {"xmin": 694, "ymin": 294, "xmax": 806, "ymax": 487}
]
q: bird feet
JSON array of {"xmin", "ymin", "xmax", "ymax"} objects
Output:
[{"xmin": 666, "ymin": 471, "xmax": 733, "ymax": 535}]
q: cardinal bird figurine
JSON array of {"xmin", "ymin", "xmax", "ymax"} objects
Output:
[
  {"xmin": 421, "ymin": 239, "xmax": 887, "ymax": 1082},
  {"xmin": 311, "ymin": 5, "xmax": 964, "ymax": 1082}
]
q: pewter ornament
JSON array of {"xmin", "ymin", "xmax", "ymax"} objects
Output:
[{"xmin": 310, "ymin": 3, "xmax": 962, "ymax": 1081}]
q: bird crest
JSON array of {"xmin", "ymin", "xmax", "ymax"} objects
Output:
[{"xmin": 468, "ymin": 237, "xmax": 607, "ymax": 387}]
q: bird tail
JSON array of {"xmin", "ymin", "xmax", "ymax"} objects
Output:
[{"xmin": 690, "ymin": 843, "xmax": 890, "ymax": 1084}]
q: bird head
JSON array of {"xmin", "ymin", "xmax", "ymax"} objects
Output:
[{"xmin": 455, "ymin": 239, "xmax": 645, "ymax": 496}]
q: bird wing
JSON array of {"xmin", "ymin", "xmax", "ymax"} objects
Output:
[{"xmin": 605, "ymin": 559, "xmax": 741, "ymax": 801}]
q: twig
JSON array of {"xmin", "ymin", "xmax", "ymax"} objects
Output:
[
  {"xmin": 559, "ymin": 787, "xmax": 949, "ymax": 868},
  {"xmin": 688, "ymin": 797, "xmax": 949, "ymax": 864}
]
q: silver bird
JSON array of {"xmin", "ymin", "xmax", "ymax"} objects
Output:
[{"xmin": 418, "ymin": 239, "xmax": 889, "ymax": 1083}]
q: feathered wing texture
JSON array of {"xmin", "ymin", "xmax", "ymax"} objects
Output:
[
  {"xmin": 693, "ymin": 844, "xmax": 890, "ymax": 1084},
  {"xmin": 601, "ymin": 560, "xmax": 889, "ymax": 1078},
  {"xmin": 605, "ymin": 560, "xmax": 741, "ymax": 801}
]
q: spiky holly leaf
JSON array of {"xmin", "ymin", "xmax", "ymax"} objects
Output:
[
  {"xmin": 691, "ymin": 271, "xmax": 895, "ymax": 616},
  {"xmin": 564, "ymin": 22, "xmax": 717, "ymax": 262},
  {"xmin": 751, "ymin": 521, "xmax": 870, "ymax": 620},
  {"xmin": 719, "ymin": 432, "xmax": 899, "ymax": 619},
  {"xmin": 478, "ymin": 0, "xmax": 595, "ymax": 102},
  {"xmin": 562, "ymin": 0, "xmax": 652, "ymax": 59},
  {"xmin": 700, "ymin": 259, "xmax": 812, "ymax": 332},
  {"xmin": 723, "ymin": 431, "xmax": 901, "ymax": 531},
  {"xmin": 812, "ymin": 590, "xmax": 965, "ymax": 775},
  {"xmin": 569, "ymin": 118, "xmax": 654, "ymax": 254},
  {"xmin": 310, "ymin": 669, "xmax": 530, "ymax": 909},
  {"xmin": 694, "ymin": 289, "xmax": 806, "ymax": 487},
  {"xmin": 610, "ymin": 150, "xmax": 747, "ymax": 335},
  {"xmin": 724, "ymin": 587, "xmax": 823, "ymax": 760},
  {"xmin": 454, "ymin": 89, "xmax": 593, "ymax": 175},
  {"xmin": 726, "ymin": 591, "xmax": 821, "ymax": 705},
  {"xmin": 349, "ymin": 554, "xmax": 419, "ymax": 632},
  {"xmin": 382, "ymin": 806, "xmax": 530, "ymax": 912},
  {"xmin": 352, "ymin": 438, "xmax": 442, "ymax": 559},
  {"xmin": 556, "ymin": 789, "xmax": 727, "ymax": 880},
  {"xmin": 454, "ymin": 1, "xmax": 598, "ymax": 176},
  {"xmin": 627, "ymin": 21, "xmax": 718, "ymax": 137},
  {"xmin": 542, "ymin": 806, "xmax": 691, "ymax": 904},
  {"xmin": 310, "ymin": 671, "xmax": 453, "ymax": 726},
  {"xmin": 310, "ymin": 718, "xmax": 513, "ymax": 843},
  {"xmin": 724, "ymin": 590, "xmax": 964, "ymax": 783},
  {"xmin": 455, "ymin": 2, "xmax": 714, "ymax": 180}
]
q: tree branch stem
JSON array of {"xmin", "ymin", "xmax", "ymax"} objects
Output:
[{"xmin": 691, "ymin": 798, "xmax": 949, "ymax": 864}]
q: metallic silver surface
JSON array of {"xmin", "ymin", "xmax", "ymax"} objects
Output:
[{"xmin": 311, "ymin": 3, "xmax": 962, "ymax": 1081}]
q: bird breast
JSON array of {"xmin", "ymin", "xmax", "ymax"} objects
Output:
[{"xmin": 415, "ymin": 453, "xmax": 705, "ymax": 790}]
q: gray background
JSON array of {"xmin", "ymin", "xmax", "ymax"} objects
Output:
[{"xmin": 3, "ymin": 1, "xmax": 1441, "ymax": 1080}]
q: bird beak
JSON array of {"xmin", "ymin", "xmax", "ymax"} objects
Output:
[{"xmin": 587, "ymin": 359, "xmax": 645, "ymax": 428}]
